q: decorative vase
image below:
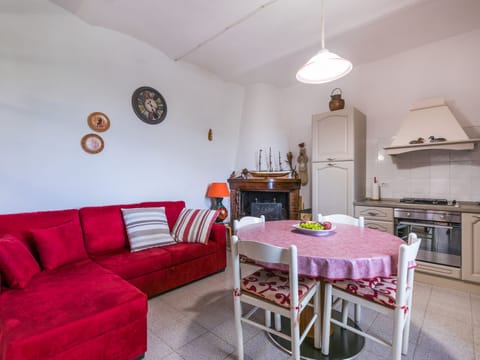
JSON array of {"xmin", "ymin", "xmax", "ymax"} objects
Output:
[{"xmin": 329, "ymin": 88, "xmax": 345, "ymax": 111}]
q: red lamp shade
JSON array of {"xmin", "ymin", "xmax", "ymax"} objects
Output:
[{"xmin": 207, "ymin": 182, "xmax": 230, "ymax": 198}]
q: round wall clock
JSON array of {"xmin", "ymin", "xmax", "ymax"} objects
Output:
[{"xmin": 131, "ymin": 86, "xmax": 167, "ymax": 125}]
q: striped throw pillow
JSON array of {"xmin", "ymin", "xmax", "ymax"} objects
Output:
[
  {"xmin": 171, "ymin": 209, "xmax": 219, "ymax": 244},
  {"xmin": 122, "ymin": 207, "xmax": 175, "ymax": 252}
]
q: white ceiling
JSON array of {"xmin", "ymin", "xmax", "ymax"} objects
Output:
[{"xmin": 50, "ymin": 0, "xmax": 480, "ymax": 87}]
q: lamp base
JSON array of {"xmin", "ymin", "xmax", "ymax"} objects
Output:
[{"xmin": 213, "ymin": 198, "xmax": 228, "ymax": 223}]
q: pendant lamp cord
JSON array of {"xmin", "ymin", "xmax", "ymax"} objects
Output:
[{"xmin": 320, "ymin": 0, "xmax": 325, "ymax": 49}]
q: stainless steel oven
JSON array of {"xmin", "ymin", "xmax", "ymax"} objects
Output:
[{"xmin": 394, "ymin": 208, "xmax": 461, "ymax": 268}]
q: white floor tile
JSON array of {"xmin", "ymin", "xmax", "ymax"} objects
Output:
[
  {"xmin": 145, "ymin": 259, "xmax": 478, "ymax": 360},
  {"xmin": 176, "ymin": 332, "xmax": 234, "ymax": 360}
]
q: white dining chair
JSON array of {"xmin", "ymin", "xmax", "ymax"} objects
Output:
[
  {"xmin": 233, "ymin": 215, "xmax": 282, "ymax": 331},
  {"xmin": 233, "ymin": 215, "xmax": 265, "ymax": 234},
  {"xmin": 321, "ymin": 213, "xmax": 365, "ymax": 227},
  {"xmin": 231, "ymin": 235, "xmax": 321, "ymax": 360},
  {"xmin": 321, "ymin": 233, "xmax": 421, "ymax": 360},
  {"xmin": 322, "ymin": 213, "xmax": 365, "ymax": 323}
]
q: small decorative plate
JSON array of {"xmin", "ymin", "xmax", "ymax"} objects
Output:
[
  {"xmin": 87, "ymin": 112, "xmax": 110, "ymax": 132},
  {"xmin": 132, "ymin": 86, "xmax": 167, "ymax": 125},
  {"xmin": 292, "ymin": 224, "xmax": 336, "ymax": 236},
  {"xmin": 249, "ymin": 171, "xmax": 290, "ymax": 178},
  {"xmin": 81, "ymin": 133, "xmax": 104, "ymax": 154}
]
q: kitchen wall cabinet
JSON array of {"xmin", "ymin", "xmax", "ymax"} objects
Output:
[
  {"xmin": 312, "ymin": 108, "xmax": 366, "ymax": 217},
  {"xmin": 461, "ymin": 212, "xmax": 480, "ymax": 283},
  {"xmin": 354, "ymin": 205, "xmax": 394, "ymax": 234}
]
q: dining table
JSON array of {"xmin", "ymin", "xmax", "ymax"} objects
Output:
[{"xmin": 237, "ymin": 219, "xmax": 405, "ymax": 360}]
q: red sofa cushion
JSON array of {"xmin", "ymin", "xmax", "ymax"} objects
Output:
[
  {"xmin": 91, "ymin": 247, "xmax": 174, "ymax": 280},
  {"xmin": 80, "ymin": 201, "xmax": 185, "ymax": 255},
  {"xmin": 0, "ymin": 209, "xmax": 80, "ymax": 261},
  {"xmin": 0, "ymin": 260, "xmax": 147, "ymax": 360},
  {"xmin": 171, "ymin": 208, "xmax": 219, "ymax": 244},
  {"xmin": 0, "ymin": 234, "xmax": 40, "ymax": 288},
  {"xmin": 31, "ymin": 220, "xmax": 88, "ymax": 270},
  {"xmin": 164, "ymin": 242, "xmax": 216, "ymax": 264}
]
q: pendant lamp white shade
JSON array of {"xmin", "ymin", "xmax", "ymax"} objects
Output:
[{"xmin": 296, "ymin": 48, "xmax": 352, "ymax": 84}]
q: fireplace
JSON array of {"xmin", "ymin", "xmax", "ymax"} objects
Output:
[{"xmin": 228, "ymin": 178, "xmax": 301, "ymax": 222}]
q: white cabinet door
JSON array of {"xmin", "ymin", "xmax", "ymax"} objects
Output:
[
  {"xmin": 312, "ymin": 161, "xmax": 354, "ymax": 217},
  {"xmin": 312, "ymin": 110, "xmax": 354, "ymax": 162},
  {"xmin": 461, "ymin": 213, "xmax": 480, "ymax": 283}
]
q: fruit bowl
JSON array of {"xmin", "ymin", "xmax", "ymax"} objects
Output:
[{"xmin": 292, "ymin": 222, "xmax": 336, "ymax": 236}]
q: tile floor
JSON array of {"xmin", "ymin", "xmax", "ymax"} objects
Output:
[{"xmin": 145, "ymin": 261, "xmax": 480, "ymax": 360}]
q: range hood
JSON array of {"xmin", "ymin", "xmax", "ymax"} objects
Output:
[{"xmin": 384, "ymin": 97, "xmax": 480, "ymax": 155}]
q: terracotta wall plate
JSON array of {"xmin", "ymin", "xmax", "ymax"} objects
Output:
[
  {"xmin": 88, "ymin": 112, "xmax": 110, "ymax": 132},
  {"xmin": 81, "ymin": 133, "xmax": 104, "ymax": 154}
]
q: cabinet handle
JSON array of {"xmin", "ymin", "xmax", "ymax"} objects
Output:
[
  {"xmin": 367, "ymin": 211, "xmax": 377, "ymax": 216},
  {"xmin": 328, "ymin": 163, "xmax": 335, "ymax": 167},
  {"xmin": 327, "ymin": 158, "xmax": 336, "ymax": 161}
]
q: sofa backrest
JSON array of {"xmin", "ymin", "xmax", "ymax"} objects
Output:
[
  {"xmin": 79, "ymin": 201, "xmax": 186, "ymax": 255},
  {"xmin": 0, "ymin": 209, "xmax": 82, "ymax": 261}
]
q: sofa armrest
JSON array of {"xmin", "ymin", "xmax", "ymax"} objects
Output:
[
  {"xmin": 209, "ymin": 224, "xmax": 227, "ymax": 270},
  {"xmin": 209, "ymin": 224, "xmax": 227, "ymax": 246}
]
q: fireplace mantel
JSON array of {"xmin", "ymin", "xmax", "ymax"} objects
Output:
[{"xmin": 228, "ymin": 177, "xmax": 301, "ymax": 222}]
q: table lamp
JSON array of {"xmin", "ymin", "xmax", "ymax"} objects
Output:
[{"xmin": 207, "ymin": 182, "xmax": 230, "ymax": 223}]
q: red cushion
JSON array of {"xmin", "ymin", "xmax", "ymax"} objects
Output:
[
  {"xmin": 171, "ymin": 208, "xmax": 219, "ymax": 244},
  {"xmin": 31, "ymin": 220, "xmax": 88, "ymax": 270},
  {"xmin": 0, "ymin": 260, "xmax": 147, "ymax": 360},
  {"xmin": 164, "ymin": 242, "xmax": 216, "ymax": 264},
  {"xmin": 80, "ymin": 201, "xmax": 185, "ymax": 255},
  {"xmin": 91, "ymin": 247, "xmax": 173, "ymax": 280},
  {"xmin": 0, "ymin": 234, "xmax": 41, "ymax": 288},
  {"xmin": 0, "ymin": 209, "xmax": 80, "ymax": 261}
]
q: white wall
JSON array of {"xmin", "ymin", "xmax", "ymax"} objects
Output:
[
  {"xmin": 282, "ymin": 29, "xmax": 480, "ymax": 206},
  {"xmin": 2, "ymin": 1, "xmax": 480, "ymax": 215},
  {"xmin": 0, "ymin": 0, "xmax": 243, "ymax": 213},
  {"xmin": 234, "ymin": 83, "xmax": 288, "ymax": 172}
]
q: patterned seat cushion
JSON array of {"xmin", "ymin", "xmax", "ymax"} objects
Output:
[
  {"xmin": 241, "ymin": 268, "xmax": 316, "ymax": 308},
  {"xmin": 332, "ymin": 276, "xmax": 397, "ymax": 308}
]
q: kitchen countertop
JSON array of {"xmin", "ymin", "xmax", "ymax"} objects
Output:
[{"xmin": 354, "ymin": 198, "xmax": 480, "ymax": 214}]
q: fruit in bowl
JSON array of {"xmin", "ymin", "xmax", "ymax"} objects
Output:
[
  {"xmin": 323, "ymin": 221, "xmax": 332, "ymax": 230},
  {"xmin": 299, "ymin": 221, "xmax": 332, "ymax": 231}
]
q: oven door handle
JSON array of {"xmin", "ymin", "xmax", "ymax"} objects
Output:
[{"xmin": 397, "ymin": 221, "xmax": 453, "ymax": 230}]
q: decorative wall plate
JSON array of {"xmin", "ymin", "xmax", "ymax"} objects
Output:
[
  {"xmin": 87, "ymin": 112, "xmax": 110, "ymax": 132},
  {"xmin": 81, "ymin": 133, "xmax": 104, "ymax": 154},
  {"xmin": 131, "ymin": 86, "xmax": 167, "ymax": 124}
]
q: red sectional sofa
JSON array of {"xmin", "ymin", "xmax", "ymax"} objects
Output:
[{"xmin": 0, "ymin": 201, "xmax": 227, "ymax": 360}]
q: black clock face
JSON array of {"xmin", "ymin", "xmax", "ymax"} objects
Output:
[{"xmin": 132, "ymin": 86, "xmax": 167, "ymax": 125}]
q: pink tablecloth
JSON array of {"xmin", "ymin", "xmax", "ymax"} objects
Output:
[{"xmin": 237, "ymin": 220, "xmax": 404, "ymax": 280}]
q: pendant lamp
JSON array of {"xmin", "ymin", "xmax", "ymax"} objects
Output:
[{"xmin": 296, "ymin": 0, "xmax": 352, "ymax": 84}]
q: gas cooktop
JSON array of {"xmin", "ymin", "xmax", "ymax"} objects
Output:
[{"xmin": 399, "ymin": 197, "xmax": 453, "ymax": 206}]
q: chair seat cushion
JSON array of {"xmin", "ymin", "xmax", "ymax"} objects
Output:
[
  {"xmin": 241, "ymin": 268, "xmax": 316, "ymax": 308},
  {"xmin": 332, "ymin": 276, "xmax": 397, "ymax": 308}
]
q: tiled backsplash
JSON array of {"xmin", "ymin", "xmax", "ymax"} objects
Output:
[{"xmin": 372, "ymin": 133, "xmax": 480, "ymax": 202}]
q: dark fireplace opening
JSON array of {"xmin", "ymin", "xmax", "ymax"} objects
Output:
[{"xmin": 240, "ymin": 191, "xmax": 289, "ymax": 221}]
